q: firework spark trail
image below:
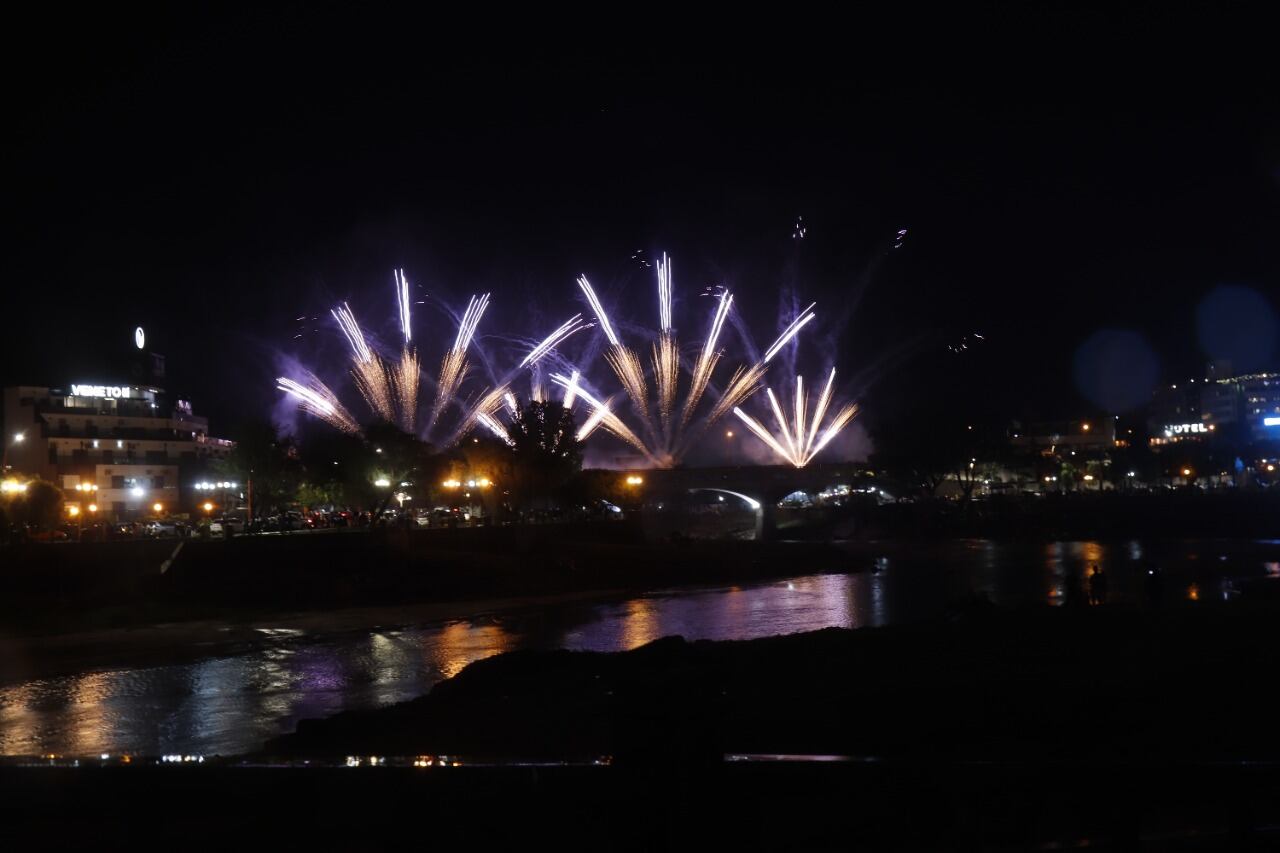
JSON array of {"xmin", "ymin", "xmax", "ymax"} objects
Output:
[
  {"xmin": 331, "ymin": 301, "xmax": 398, "ymax": 422},
  {"xmin": 766, "ymin": 388, "xmax": 797, "ymax": 460},
  {"xmin": 703, "ymin": 363, "xmax": 766, "ymax": 427},
  {"xmin": 681, "ymin": 290, "xmax": 733, "ymax": 427},
  {"xmin": 657, "ymin": 252, "xmax": 673, "ymax": 333},
  {"xmin": 807, "ymin": 366, "xmax": 837, "ymax": 450},
  {"xmin": 577, "ymin": 276, "xmax": 620, "ymax": 346},
  {"xmin": 453, "ymin": 293, "xmax": 490, "ymax": 354},
  {"xmin": 395, "ymin": 268, "xmax": 412, "ymax": 344},
  {"xmin": 331, "ymin": 303, "xmax": 375, "ymax": 364},
  {"xmin": 475, "ymin": 412, "xmax": 513, "ymax": 445},
  {"xmin": 276, "ymin": 376, "xmax": 362, "ymax": 435},
  {"xmin": 762, "ymin": 302, "xmax": 817, "ymax": 363},
  {"xmin": 550, "ymin": 373, "xmax": 656, "ymax": 463},
  {"xmin": 732, "ymin": 368, "xmax": 858, "ymax": 467},
  {"xmin": 561, "ymin": 370, "xmax": 580, "ymax": 410},
  {"xmin": 393, "ymin": 348, "xmax": 420, "ymax": 432},
  {"xmin": 731, "ymin": 407, "xmax": 793, "ymax": 461},
  {"xmin": 353, "ymin": 357, "xmax": 396, "ymax": 422},
  {"xmin": 575, "ymin": 395, "xmax": 614, "ymax": 440},
  {"xmin": 794, "ymin": 374, "xmax": 806, "ymax": 459},
  {"xmin": 604, "ymin": 345, "xmax": 651, "ymax": 422},
  {"xmin": 431, "ymin": 293, "xmax": 491, "ymax": 429},
  {"xmin": 653, "ymin": 333, "xmax": 679, "ymax": 438},
  {"xmin": 503, "ymin": 391, "xmax": 519, "ymax": 417},
  {"xmin": 520, "ymin": 313, "xmax": 591, "ymax": 368},
  {"xmin": 811, "ymin": 403, "xmax": 859, "ymax": 457}
]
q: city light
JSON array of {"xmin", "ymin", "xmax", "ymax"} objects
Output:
[
  {"xmin": 12, "ymin": 432, "xmax": 24, "ymax": 443},
  {"xmin": 203, "ymin": 502, "xmax": 214, "ymax": 512},
  {"xmin": 442, "ymin": 479, "xmax": 461, "ymax": 488},
  {"xmin": 153, "ymin": 503, "xmax": 164, "ymax": 513},
  {"xmin": 87, "ymin": 504, "xmax": 97, "ymax": 513},
  {"xmin": 131, "ymin": 487, "xmax": 145, "ymax": 498},
  {"xmin": 1181, "ymin": 468, "xmax": 1193, "ymax": 477},
  {"xmin": 1268, "ymin": 464, "xmax": 1276, "ymax": 473},
  {"xmin": 374, "ymin": 478, "xmax": 391, "ymax": 488},
  {"xmin": 67, "ymin": 505, "xmax": 80, "ymax": 517},
  {"xmin": 626, "ymin": 475, "xmax": 644, "ymax": 486},
  {"xmin": 2, "ymin": 480, "xmax": 28, "ymax": 493},
  {"xmin": 1083, "ymin": 474, "xmax": 1094, "ymax": 481},
  {"xmin": 1081, "ymin": 423, "xmax": 1091, "ymax": 432}
]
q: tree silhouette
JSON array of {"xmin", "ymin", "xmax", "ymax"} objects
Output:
[{"xmin": 506, "ymin": 400, "xmax": 581, "ymax": 511}]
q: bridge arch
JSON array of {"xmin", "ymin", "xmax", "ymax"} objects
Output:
[{"xmin": 684, "ymin": 488, "xmax": 765, "ymax": 539}]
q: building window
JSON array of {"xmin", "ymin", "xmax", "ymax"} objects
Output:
[
  {"xmin": 112, "ymin": 476, "xmax": 125, "ymax": 489},
  {"xmin": 112, "ymin": 502, "xmax": 125, "ymax": 514},
  {"xmin": 152, "ymin": 476, "xmax": 165, "ymax": 489},
  {"xmin": 102, "ymin": 450, "xmax": 113, "ymax": 464},
  {"xmin": 145, "ymin": 450, "xmax": 166, "ymax": 464}
]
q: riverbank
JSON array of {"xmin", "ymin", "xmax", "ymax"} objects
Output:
[
  {"xmin": 265, "ymin": 600, "xmax": 1280, "ymax": 764},
  {"xmin": 0, "ymin": 524, "xmax": 855, "ymax": 639}
]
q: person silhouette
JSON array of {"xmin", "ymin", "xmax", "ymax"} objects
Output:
[{"xmin": 1088, "ymin": 564, "xmax": 1108, "ymax": 605}]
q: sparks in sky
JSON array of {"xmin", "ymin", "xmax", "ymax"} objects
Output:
[{"xmin": 732, "ymin": 367, "xmax": 858, "ymax": 468}]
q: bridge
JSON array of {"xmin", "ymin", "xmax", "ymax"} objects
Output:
[{"xmin": 611, "ymin": 462, "xmax": 876, "ymax": 540}]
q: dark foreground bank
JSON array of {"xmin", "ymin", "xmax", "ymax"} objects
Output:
[{"xmin": 267, "ymin": 603, "xmax": 1280, "ymax": 764}]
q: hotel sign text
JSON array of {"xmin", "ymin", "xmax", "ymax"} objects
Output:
[{"xmin": 71, "ymin": 384, "xmax": 132, "ymax": 399}]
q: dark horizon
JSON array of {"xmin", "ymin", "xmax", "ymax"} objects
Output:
[{"xmin": 5, "ymin": 7, "xmax": 1277, "ymax": 446}]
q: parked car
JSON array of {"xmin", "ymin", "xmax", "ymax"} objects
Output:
[{"xmin": 143, "ymin": 520, "xmax": 179, "ymax": 537}]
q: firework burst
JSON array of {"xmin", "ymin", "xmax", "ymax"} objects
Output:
[
  {"xmin": 564, "ymin": 256, "xmax": 820, "ymax": 467},
  {"xmin": 732, "ymin": 366, "xmax": 859, "ymax": 467}
]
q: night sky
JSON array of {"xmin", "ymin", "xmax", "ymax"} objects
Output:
[{"xmin": 5, "ymin": 7, "xmax": 1277, "ymax": 448}]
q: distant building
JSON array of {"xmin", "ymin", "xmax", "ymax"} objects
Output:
[
  {"xmin": 2, "ymin": 327, "xmax": 233, "ymax": 520},
  {"xmin": 1146, "ymin": 363, "xmax": 1280, "ymax": 447},
  {"xmin": 1010, "ymin": 419, "xmax": 1117, "ymax": 453}
]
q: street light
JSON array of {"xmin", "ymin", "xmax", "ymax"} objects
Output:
[
  {"xmin": 2, "ymin": 431, "xmax": 26, "ymax": 473},
  {"xmin": 203, "ymin": 502, "xmax": 214, "ymax": 513},
  {"xmin": 87, "ymin": 504, "xmax": 97, "ymax": 513},
  {"xmin": 153, "ymin": 502, "xmax": 164, "ymax": 514},
  {"xmin": 625, "ymin": 475, "xmax": 644, "ymax": 486},
  {"xmin": 67, "ymin": 505, "xmax": 80, "ymax": 517}
]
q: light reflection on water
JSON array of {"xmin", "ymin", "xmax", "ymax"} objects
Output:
[
  {"xmin": 0, "ymin": 574, "xmax": 867, "ymax": 757},
  {"xmin": 4, "ymin": 538, "xmax": 1280, "ymax": 757}
]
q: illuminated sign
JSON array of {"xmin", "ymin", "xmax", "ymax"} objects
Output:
[
  {"xmin": 1264, "ymin": 417, "xmax": 1280, "ymax": 427},
  {"xmin": 1163, "ymin": 423, "xmax": 1208, "ymax": 437},
  {"xmin": 71, "ymin": 384, "xmax": 132, "ymax": 399},
  {"xmin": 135, "ymin": 326, "xmax": 146, "ymax": 350}
]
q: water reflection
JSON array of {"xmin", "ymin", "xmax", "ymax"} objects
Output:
[{"xmin": 6, "ymin": 538, "xmax": 1280, "ymax": 757}]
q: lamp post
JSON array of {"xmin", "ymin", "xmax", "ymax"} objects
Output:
[{"xmin": 2, "ymin": 431, "xmax": 25, "ymax": 473}]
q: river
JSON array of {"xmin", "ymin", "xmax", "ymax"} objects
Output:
[{"xmin": 3, "ymin": 538, "xmax": 1279, "ymax": 757}]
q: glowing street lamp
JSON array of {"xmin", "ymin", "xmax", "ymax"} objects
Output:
[
  {"xmin": 202, "ymin": 502, "xmax": 214, "ymax": 513},
  {"xmin": 153, "ymin": 502, "xmax": 164, "ymax": 514},
  {"xmin": 374, "ymin": 478, "xmax": 391, "ymax": 488},
  {"xmin": 1181, "ymin": 468, "xmax": 1193, "ymax": 478},
  {"xmin": 67, "ymin": 505, "xmax": 80, "ymax": 517},
  {"xmin": 87, "ymin": 504, "xmax": 98, "ymax": 513},
  {"xmin": 625, "ymin": 475, "xmax": 644, "ymax": 486}
]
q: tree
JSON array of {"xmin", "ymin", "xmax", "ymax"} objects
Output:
[
  {"xmin": 363, "ymin": 420, "xmax": 438, "ymax": 518},
  {"xmin": 506, "ymin": 400, "xmax": 581, "ymax": 511},
  {"xmin": 3, "ymin": 479, "xmax": 64, "ymax": 530},
  {"xmin": 217, "ymin": 419, "xmax": 301, "ymax": 516}
]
